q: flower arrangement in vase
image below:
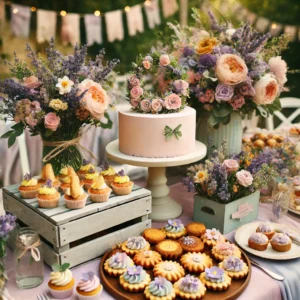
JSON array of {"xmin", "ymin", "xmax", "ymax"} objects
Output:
[{"xmin": 0, "ymin": 39, "xmax": 119, "ymax": 174}]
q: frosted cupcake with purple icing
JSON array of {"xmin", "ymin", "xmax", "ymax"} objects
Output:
[
  {"xmin": 219, "ymin": 256, "xmax": 249, "ymax": 279},
  {"xmin": 174, "ymin": 274, "xmax": 206, "ymax": 299},
  {"xmin": 248, "ymin": 232, "xmax": 269, "ymax": 251},
  {"xmin": 256, "ymin": 222, "xmax": 275, "ymax": 239},
  {"xmin": 270, "ymin": 233, "xmax": 292, "ymax": 252}
]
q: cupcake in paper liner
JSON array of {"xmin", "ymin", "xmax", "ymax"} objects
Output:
[
  {"xmin": 59, "ymin": 167, "xmax": 84, "ymax": 194},
  {"xmin": 19, "ymin": 173, "xmax": 39, "ymax": 199},
  {"xmin": 64, "ymin": 175, "xmax": 87, "ymax": 209},
  {"xmin": 100, "ymin": 161, "xmax": 117, "ymax": 187},
  {"xmin": 88, "ymin": 175, "xmax": 112, "ymax": 203},
  {"xmin": 77, "ymin": 159, "xmax": 96, "ymax": 180},
  {"xmin": 83, "ymin": 168, "xmax": 99, "ymax": 190},
  {"xmin": 111, "ymin": 170, "xmax": 133, "ymax": 195},
  {"xmin": 37, "ymin": 180, "xmax": 60, "ymax": 208},
  {"xmin": 76, "ymin": 271, "xmax": 103, "ymax": 300},
  {"xmin": 38, "ymin": 163, "xmax": 60, "ymax": 190}
]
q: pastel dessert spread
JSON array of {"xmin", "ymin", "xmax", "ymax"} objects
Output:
[
  {"xmin": 180, "ymin": 252, "xmax": 213, "ymax": 273},
  {"xmin": 178, "ymin": 236, "xmax": 204, "ymax": 252},
  {"xmin": 256, "ymin": 223, "xmax": 275, "ymax": 239},
  {"xmin": 144, "ymin": 276, "xmax": 176, "ymax": 300},
  {"xmin": 133, "ymin": 250, "xmax": 162, "ymax": 269},
  {"xmin": 200, "ymin": 266, "xmax": 231, "ymax": 291},
  {"xmin": 162, "ymin": 219, "xmax": 187, "ymax": 239},
  {"xmin": 77, "ymin": 159, "xmax": 95, "ymax": 179},
  {"xmin": 64, "ymin": 175, "xmax": 87, "ymax": 209},
  {"xmin": 174, "ymin": 275, "xmax": 206, "ymax": 300},
  {"xmin": 76, "ymin": 272, "xmax": 102, "ymax": 299},
  {"xmin": 121, "ymin": 236, "xmax": 150, "ymax": 256},
  {"xmin": 88, "ymin": 175, "xmax": 112, "ymax": 203},
  {"xmin": 104, "ymin": 252, "xmax": 134, "ymax": 277},
  {"xmin": 270, "ymin": 233, "xmax": 292, "ymax": 252},
  {"xmin": 100, "ymin": 162, "xmax": 117, "ymax": 186},
  {"xmin": 219, "ymin": 256, "xmax": 249, "ymax": 279},
  {"xmin": 111, "ymin": 170, "xmax": 134, "ymax": 195},
  {"xmin": 38, "ymin": 164, "xmax": 60, "ymax": 188},
  {"xmin": 248, "ymin": 232, "xmax": 269, "ymax": 251},
  {"xmin": 19, "ymin": 173, "xmax": 39, "ymax": 198},
  {"xmin": 153, "ymin": 261, "xmax": 185, "ymax": 283},
  {"xmin": 37, "ymin": 180, "xmax": 60, "ymax": 208},
  {"xmin": 211, "ymin": 241, "xmax": 241, "ymax": 261},
  {"xmin": 202, "ymin": 228, "xmax": 225, "ymax": 247}
]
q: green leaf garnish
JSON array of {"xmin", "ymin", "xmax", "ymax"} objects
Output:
[
  {"xmin": 51, "ymin": 263, "xmax": 61, "ymax": 272},
  {"xmin": 61, "ymin": 263, "xmax": 70, "ymax": 272}
]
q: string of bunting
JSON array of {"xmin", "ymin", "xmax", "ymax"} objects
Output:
[{"xmin": 0, "ymin": 0, "xmax": 179, "ymax": 45}]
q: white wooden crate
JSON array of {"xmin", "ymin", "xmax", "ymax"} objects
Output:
[{"xmin": 3, "ymin": 184, "xmax": 151, "ymax": 267}]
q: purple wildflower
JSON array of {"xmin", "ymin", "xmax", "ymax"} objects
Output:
[
  {"xmin": 183, "ymin": 47, "xmax": 194, "ymax": 57},
  {"xmin": 118, "ymin": 169, "xmax": 125, "ymax": 176},
  {"xmin": 247, "ymin": 152, "xmax": 272, "ymax": 173},
  {"xmin": 45, "ymin": 179, "xmax": 53, "ymax": 188},
  {"xmin": 0, "ymin": 214, "xmax": 16, "ymax": 238},
  {"xmin": 199, "ymin": 54, "xmax": 217, "ymax": 68},
  {"xmin": 24, "ymin": 173, "xmax": 32, "ymax": 180},
  {"xmin": 127, "ymin": 265, "xmax": 143, "ymax": 276},
  {"xmin": 82, "ymin": 159, "xmax": 90, "ymax": 166},
  {"xmin": 182, "ymin": 177, "xmax": 195, "ymax": 192},
  {"xmin": 100, "ymin": 161, "xmax": 109, "ymax": 171}
]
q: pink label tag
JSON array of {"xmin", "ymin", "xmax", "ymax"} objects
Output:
[{"xmin": 231, "ymin": 202, "xmax": 254, "ymax": 220}]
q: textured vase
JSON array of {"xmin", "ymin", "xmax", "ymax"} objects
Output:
[{"xmin": 196, "ymin": 112, "xmax": 243, "ymax": 156}]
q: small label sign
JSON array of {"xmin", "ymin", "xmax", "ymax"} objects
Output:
[{"xmin": 231, "ymin": 202, "xmax": 254, "ymax": 220}]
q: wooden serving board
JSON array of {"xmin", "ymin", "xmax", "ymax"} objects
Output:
[{"xmin": 99, "ymin": 246, "xmax": 251, "ymax": 300}]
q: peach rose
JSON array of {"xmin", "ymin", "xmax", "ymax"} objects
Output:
[
  {"xmin": 215, "ymin": 54, "xmax": 248, "ymax": 85},
  {"xmin": 164, "ymin": 93, "xmax": 182, "ymax": 110},
  {"xmin": 151, "ymin": 99, "xmax": 163, "ymax": 114},
  {"xmin": 44, "ymin": 112, "xmax": 60, "ymax": 131},
  {"xmin": 223, "ymin": 159, "xmax": 239, "ymax": 173},
  {"xmin": 236, "ymin": 170, "xmax": 253, "ymax": 187},
  {"xmin": 129, "ymin": 76, "xmax": 140, "ymax": 87},
  {"xmin": 142, "ymin": 60, "xmax": 151, "ymax": 69},
  {"xmin": 78, "ymin": 79, "xmax": 110, "ymax": 119},
  {"xmin": 254, "ymin": 74, "xmax": 279, "ymax": 105},
  {"xmin": 140, "ymin": 99, "xmax": 151, "ymax": 113},
  {"xmin": 130, "ymin": 98, "xmax": 140, "ymax": 107},
  {"xmin": 23, "ymin": 76, "xmax": 41, "ymax": 89},
  {"xmin": 196, "ymin": 37, "xmax": 218, "ymax": 55},
  {"xmin": 130, "ymin": 86, "xmax": 143, "ymax": 99},
  {"xmin": 159, "ymin": 54, "xmax": 170, "ymax": 67}
]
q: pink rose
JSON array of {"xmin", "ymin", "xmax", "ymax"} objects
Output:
[
  {"xmin": 215, "ymin": 54, "xmax": 248, "ymax": 85},
  {"xmin": 223, "ymin": 159, "xmax": 239, "ymax": 173},
  {"xmin": 142, "ymin": 60, "xmax": 151, "ymax": 69},
  {"xmin": 151, "ymin": 99, "xmax": 163, "ymax": 114},
  {"xmin": 129, "ymin": 76, "xmax": 140, "ymax": 87},
  {"xmin": 173, "ymin": 80, "xmax": 189, "ymax": 96},
  {"xmin": 130, "ymin": 86, "xmax": 143, "ymax": 99},
  {"xmin": 164, "ymin": 93, "xmax": 182, "ymax": 110},
  {"xmin": 268, "ymin": 56, "xmax": 287, "ymax": 86},
  {"xmin": 236, "ymin": 170, "xmax": 253, "ymax": 187},
  {"xmin": 23, "ymin": 76, "xmax": 41, "ymax": 89},
  {"xmin": 140, "ymin": 99, "xmax": 151, "ymax": 113},
  {"xmin": 159, "ymin": 54, "xmax": 170, "ymax": 67},
  {"xmin": 130, "ymin": 98, "xmax": 140, "ymax": 107},
  {"xmin": 44, "ymin": 112, "xmax": 60, "ymax": 131},
  {"xmin": 254, "ymin": 74, "xmax": 279, "ymax": 105}
]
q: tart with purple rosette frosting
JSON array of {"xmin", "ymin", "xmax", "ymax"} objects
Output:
[
  {"xmin": 219, "ymin": 256, "xmax": 249, "ymax": 279},
  {"xmin": 211, "ymin": 241, "xmax": 241, "ymax": 261},
  {"xmin": 153, "ymin": 261, "xmax": 185, "ymax": 283},
  {"xmin": 200, "ymin": 266, "xmax": 232, "ymax": 291},
  {"xmin": 180, "ymin": 252, "xmax": 212, "ymax": 273},
  {"xmin": 76, "ymin": 272, "xmax": 103, "ymax": 300},
  {"xmin": 104, "ymin": 252, "xmax": 134, "ymax": 277},
  {"xmin": 121, "ymin": 236, "xmax": 150, "ymax": 256},
  {"xmin": 201, "ymin": 228, "xmax": 225, "ymax": 247},
  {"xmin": 178, "ymin": 236, "xmax": 204, "ymax": 253},
  {"xmin": 248, "ymin": 233, "xmax": 269, "ymax": 251},
  {"xmin": 174, "ymin": 274, "xmax": 206, "ymax": 299},
  {"xmin": 144, "ymin": 276, "xmax": 176, "ymax": 300},
  {"xmin": 256, "ymin": 223, "xmax": 275, "ymax": 240},
  {"xmin": 162, "ymin": 219, "xmax": 187, "ymax": 239},
  {"xmin": 119, "ymin": 265, "xmax": 151, "ymax": 292},
  {"xmin": 270, "ymin": 233, "xmax": 292, "ymax": 252}
]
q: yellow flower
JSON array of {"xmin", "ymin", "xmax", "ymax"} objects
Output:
[
  {"xmin": 245, "ymin": 160, "xmax": 251, "ymax": 167},
  {"xmin": 194, "ymin": 170, "xmax": 208, "ymax": 183},
  {"xmin": 196, "ymin": 37, "xmax": 218, "ymax": 55},
  {"xmin": 233, "ymin": 185, "xmax": 238, "ymax": 193},
  {"xmin": 49, "ymin": 99, "xmax": 68, "ymax": 111}
]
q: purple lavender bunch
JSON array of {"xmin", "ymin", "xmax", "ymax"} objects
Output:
[
  {"xmin": 0, "ymin": 214, "xmax": 16, "ymax": 238},
  {"xmin": 247, "ymin": 152, "xmax": 273, "ymax": 174},
  {"xmin": 182, "ymin": 177, "xmax": 195, "ymax": 192}
]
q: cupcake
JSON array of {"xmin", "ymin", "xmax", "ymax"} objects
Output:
[
  {"xmin": 202, "ymin": 228, "xmax": 225, "ymax": 247},
  {"xmin": 186, "ymin": 222, "xmax": 206, "ymax": 237},
  {"xmin": 77, "ymin": 159, "xmax": 95, "ymax": 180},
  {"xmin": 58, "ymin": 166, "xmax": 70, "ymax": 182},
  {"xmin": 48, "ymin": 263, "xmax": 74, "ymax": 299},
  {"xmin": 133, "ymin": 250, "xmax": 162, "ymax": 269},
  {"xmin": 111, "ymin": 170, "xmax": 134, "ymax": 195},
  {"xmin": 256, "ymin": 223, "xmax": 275, "ymax": 240},
  {"xmin": 83, "ymin": 168, "xmax": 99, "ymax": 190},
  {"xmin": 119, "ymin": 265, "xmax": 151, "ymax": 292},
  {"xmin": 60, "ymin": 167, "xmax": 83, "ymax": 194},
  {"xmin": 76, "ymin": 272, "xmax": 102, "ymax": 300},
  {"xmin": 18, "ymin": 173, "xmax": 39, "ymax": 199},
  {"xmin": 121, "ymin": 236, "xmax": 150, "ymax": 256},
  {"xmin": 174, "ymin": 275, "xmax": 206, "ymax": 300},
  {"xmin": 155, "ymin": 240, "xmax": 183, "ymax": 260},
  {"xmin": 180, "ymin": 252, "xmax": 212, "ymax": 274},
  {"xmin": 270, "ymin": 233, "xmax": 292, "ymax": 252},
  {"xmin": 162, "ymin": 219, "xmax": 187, "ymax": 239},
  {"xmin": 100, "ymin": 162, "xmax": 117, "ymax": 187},
  {"xmin": 211, "ymin": 241, "xmax": 241, "ymax": 261},
  {"xmin": 144, "ymin": 277, "xmax": 176, "ymax": 300},
  {"xmin": 38, "ymin": 164, "xmax": 60, "ymax": 190},
  {"xmin": 142, "ymin": 228, "xmax": 166, "ymax": 244},
  {"xmin": 104, "ymin": 252, "xmax": 134, "ymax": 277},
  {"xmin": 64, "ymin": 175, "xmax": 87, "ymax": 209},
  {"xmin": 178, "ymin": 236, "xmax": 204, "ymax": 253},
  {"xmin": 153, "ymin": 261, "xmax": 185, "ymax": 283},
  {"xmin": 88, "ymin": 175, "xmax": 112, "ymax": 203},
  {"xmin": 248, "ymin": 233, "xmax": 269, "ymax": 251},
  {"xmin": 219, "ymin": 256, "xmax": 249, "ymax": 279},
  {"xmin": 37, "ymin": 180, "xmax": 60, "ymax": 208},
  {"xmin": 200, "ymin": 266, "xmax": 231, "ymax": 292}
]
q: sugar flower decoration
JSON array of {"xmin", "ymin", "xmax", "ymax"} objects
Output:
[
  {"xmin": 118, "ymin": 169, "xmax": 125, "ymax": 176},
  {"xmin": 205, "ymin": 266, "xmax": 224, "ymax": 280},
  {"xmin": 24, "ymin": 173, "xmax": 33, "ymax": 180},
  {"xmin": 181, "ymin": 236, "xmax": 195, "ymax": 245},
  {"xmin": 81, "ymin": 271, "xmax": 95, "ymax": 281},
  {"xmin": 179, "ymin": 275, "xmax": 200, "ymax": 293},
  {"xmin": 56, "ymin": 76, "xmax": 74, "ymax": 95},
  {"xmin": 205, "ymin": 228, "xmax": 222, "ymax": 240},
  {"xmin": 154, "ymin": 276, "xmax": 169, "ymax": 288},
  {"xmin": 45, "ymin": 179, "xmax": 53, "ymax": 188},
  {"xmin": 167, "ymin": 219, "xmax": 182, "ymax": 228},
  {"xmin": 127, "ymin": 265, "xmax": 143, "ymax": 276},
  {"xmin": 100, "ymin": 161, "xmax": 109, "ymax": 171}
]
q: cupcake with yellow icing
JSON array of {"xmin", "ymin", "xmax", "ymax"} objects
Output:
[
  {"xmin": 111, "ymin": 170, "xmax": 133, "ymax": 195},
  {"xmin": 58, "ymin": 165, "xmax": 70, "ymax": 181},
  {"xmin": 60, "ymin": 167, "xmax": 84, "ymax": 194},
  {"xmin": 18, "ymin": 173, "xmax": 40, "ymax": 199},
  {"xmin": 77, "ymin": 159, "xmax": 95, "ymax": 180},
  {"xmin": 76, "ymin": 272, "xmax": 103, "ymax": 300},
  {"xmin": 64, "ymin": 175, "xmax": 88, "ymax": 209},
  {"xmin": 38, "ymin": 164, "xmax": 60, "ymax": 190},
  {"xmin": 88, "ymin": 175, "xmax": 112, "ymax": 203},
  {"xmin": 48, "ymin": 263, "xmax": 75, "ymax": 299},
  {"xmin": 100, "ymin": 162, "xmax": 117, "ymax": 187},
  {"xmin": 37, "ymin": 180, "xmax": 60, "ymax": 208},
  {"xmin": 83, "ymin": 168, "xmax": 99, "ymax": 190}
]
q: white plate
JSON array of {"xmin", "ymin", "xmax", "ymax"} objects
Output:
[
  {"xmin": 235, "ymin": 222, "xmax": 300, "ymax": 260},
  {"xmin": 288, "ymin": 206, "xmax": 300, "ymax": 216}
]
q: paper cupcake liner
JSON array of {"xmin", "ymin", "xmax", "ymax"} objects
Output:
[
  {"xmin": 104, "ymin": 178, "xmax": 115, "ymax": 188},
  {"xmin": 89, "ymin": 189, "xmax": 111, "ymax": 203},
  {"xmin": 19, "ymin": 189, "xmax": 38, "ymax": 199},
  {"xmin": 111, "ymin": 184, "xmax": 133, "ymax": 196},
  {"xmin": 37, "ymin": 195, "xmax": 60, "ymax": 208},
  {"xmin": 49, "ymin": 286, "xmax": 74, "ymax": 299},
  {"xmin": 76, "ymin": 287, "xmax": 103, "ymax": 300},
  {"xmin": 60, "ymin": 186, "xmax": 70, "ymax": 194},
  {"xmin": 64, "ymin": 194, "xmax": 87, "ymax": 209}
]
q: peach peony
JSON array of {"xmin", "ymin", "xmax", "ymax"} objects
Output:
[
  {"xmin": 159, "ymin": 54, "xmax": 171, "ymax": 67},
  {"xmin": 78, "ymin": 79, "xmax": 110, "ymax": 119},
  {"xmin": 254, "ymin": 74, "xmax": 279, "ymax": 105},
  {"xmin": 23, "ymin": 76, "xmax": 41, "ymax": 89},
  {"xmin": 268, "ymin": 56, "xmax": 288, "ymax": 86},
  {"xmin": 215, "ymin": 54, "xmax": 248, "ymax": 85},
  {"xmin": 164, "ymin": 93, "xmax": 182, "ymax": 110},
  {"xmin": 196, "ymin": 37, "xmax": 218, "ymax": 55},
  {"xmin": 142, "ymin": 60, "xmax": 151, "ymax": 69}
]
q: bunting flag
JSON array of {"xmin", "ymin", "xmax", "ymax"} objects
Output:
[
  {"xmin": 84, "ymin": 14, "xmax": 102, "ymax": 45},
  {"xmin": 145, "ymin": 0, "xmax": 161, "ymax": 29},
  {"xmin": 246, "ymin": 11, "xmax": 257, "ymax": 25},
  {"xmin": 270, "ymin": 23, "xmax": 283, "ymax": 36},
  {"xmin": 162, "ymin": 0, "xmax": 179, "ymax": 18},
  {"xmin": 105, "ymin": 10, "xmax": 124, "ymax": 42},
  {"xmin": 37, "ymin": 9, "xmax": 57, "ymax": 43},
  {"xmin": 11, "ymin": 4, "xmax": 31, "ymax": 38},
  {"xmin": 61, "ymin": 13, "xmax": 80, "ymax": 46},
  {"xmin": 255, "ymin": 17, "xmax": 270, "ymax": 32},
  {"xmin": 284, "ymin": 25, "xmax": 297, "ymax": 41},
  {"xmin": 126, "ymin": 4, "xmax": 144, "ymax": 36},
  {"xmin": 0, "ymin": 0, "xmax": 5, "ymax": 31}
]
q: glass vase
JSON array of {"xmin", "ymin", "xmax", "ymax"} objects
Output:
[{"xmin": 14, "ymin": 228, "xmax": 44, "ymax": 289}]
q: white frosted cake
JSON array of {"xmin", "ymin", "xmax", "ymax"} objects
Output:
[{"xmin": 118, "ymin": 107, "xmax": 196, "ymax": 158}]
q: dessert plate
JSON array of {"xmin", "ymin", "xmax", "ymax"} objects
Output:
[
  {"xmin": 288, "ymin": 205, "xmax": 300, "ymax": 217},
  {"xmin": 235, "ymin": 222, "xmax": 300, "ymax": 260}
]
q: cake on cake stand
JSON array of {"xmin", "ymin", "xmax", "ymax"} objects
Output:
[{"xmin": 106, "ymin": 140, "xmax": 206, "ymax": 221}]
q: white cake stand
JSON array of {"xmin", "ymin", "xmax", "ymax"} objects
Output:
[{"xmin": 106, "ymin": 140, "xmax": 206, "ymax": 221}]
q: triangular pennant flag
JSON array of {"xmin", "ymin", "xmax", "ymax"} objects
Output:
[
  {"xmin": 255, "ymin": 17, "xmax": 270, "ymax": 32},
  {"xmin": 105, "ymin": 10, "xmax": 124, "ymax": 42},
  {"xmin": 145, "ymin": 0, "xmax": 161, "ymax": 29},
  {"xmin": 61, "ymin": 13, "xmax": 80, "ymax": 46},
  {"xmin": 284, "ymin": 25, "xmax": 297, "ymax": 41},
  {"xmin": 0, "ymin": 1, "xmax": 5, "ymax": 31},
  {"xmin": 270, "ymin": 23, "xmax": 283, "ymax": 36},
  {"xmin": 37, "ymin": 9, "xmax": 57, "ymax": 43},
  {"xmin": 11, "ymin": 4, "xmax": 31, "ymax": 38},
  {"xmin": 162, "ymin": 0, "xmax": 178, "ymax": 18},
  {"xmin": 126, "ymin": 4, "xmax": 144, "ymax": 36},
  {"xmin": 246, "ymin": 12, "xmax": 257, "ymax": 25},
  {"xmin": 84, "ymin": 14, "xmax": 102, "ymax": 45}
]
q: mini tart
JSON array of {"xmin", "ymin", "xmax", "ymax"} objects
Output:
[
  {"xmin": 199, "ymin": 272, "xmax": 231, "ymax": 292},
  {"xmin": 202, "ymin": 236, "xmax": 225, "ymax": 248},
  {"xmin": 180, "ymin": 252, "xmax": 212, "ymax": 274},
  {"xmin": 153, "ymin": 261, "xmax": 185, "ymax": 283},
  {"xmin": 142, "ymin": 228, "xmax": 166, "ymax": 244},
  {"xmin": 155, "ymin": 240, "xmax": 183, "ymax": 260},
  {"xmin": 248, "ymin": 233, "xmax": 269, "ymax": 251},
  {"xmin": 144, "ymin": 285, "xmax": 176, "ymax": 300},
  {"xmin": 211, "ymin": 242, "xmax": 241, "ymax": 261},
  {"xmin": 76, "ymin": 284, "xmax": 102, "ymax": 297},
  {"xmin": 104, "ymin": 258, "xmax": 133, "ymax": 277},
  {"xmin": 119, "ymin": 272, "xmax": 151, "ymax": 292},
  {"xmin": 178, "ymin": 236, "xmax": 204, "ymax": 253},
  {"xmin": 133, "ymin": 250, "xmax": 162, "ymax": 269},
  {"xmin": 218, "ymin": 261, "xmax": 249, "ymax": 280},
  {"xmin": 111, "ymin": 181, "xmax": 134, "ymax": 196},
  {"xmin": 161, "ymin": 227, "xmax": 187, "ymax": 240},
  {"xmin": 186, "ymin": 222, "xmax": 206, "ymax": 237},
  {"xmin": 173, "ymin": 277, "xmax": 206, "ymax": 300},
  {"xmin": 270, "ymin": 233, "xmax": 292, "ymax": 252},
  {"xmin": 121, "ymin": 240, "xmax": 150, "ymax": 257}
]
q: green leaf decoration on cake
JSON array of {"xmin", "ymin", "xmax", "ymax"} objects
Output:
[
  {"xmin": 51, "ymin": 263, "xmax": 70, "ymax": 272},
  {"xmin": 164, "ymin": 124, "xmax": 182, "ymax": 141}
]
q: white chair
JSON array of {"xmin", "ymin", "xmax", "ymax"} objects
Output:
[{"xmin": 266, "ymin": 97, "xmax": 300, "ymax": 131}]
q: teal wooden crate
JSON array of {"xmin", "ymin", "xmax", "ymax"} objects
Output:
[{"xmin": 193, "ymin": 191, "xmax": 260, "ymax": 234}]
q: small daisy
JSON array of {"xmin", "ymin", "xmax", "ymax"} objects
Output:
[
  {"xmin": 56, "ymin": 76, "xmax": 74, "ymax": 95},
  {"xmin": 194, "ymin": 170, "xmax": 208, "ymax": 183}
]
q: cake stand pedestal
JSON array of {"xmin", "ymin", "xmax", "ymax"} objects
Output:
[{"xmin": 106, "ymin": 140, "xmax": 206, "ymax": 221}]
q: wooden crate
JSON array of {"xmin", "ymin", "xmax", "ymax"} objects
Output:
[{"xmin": 3, "ymin": 184, "xmax": 151, "ymax": 267}]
